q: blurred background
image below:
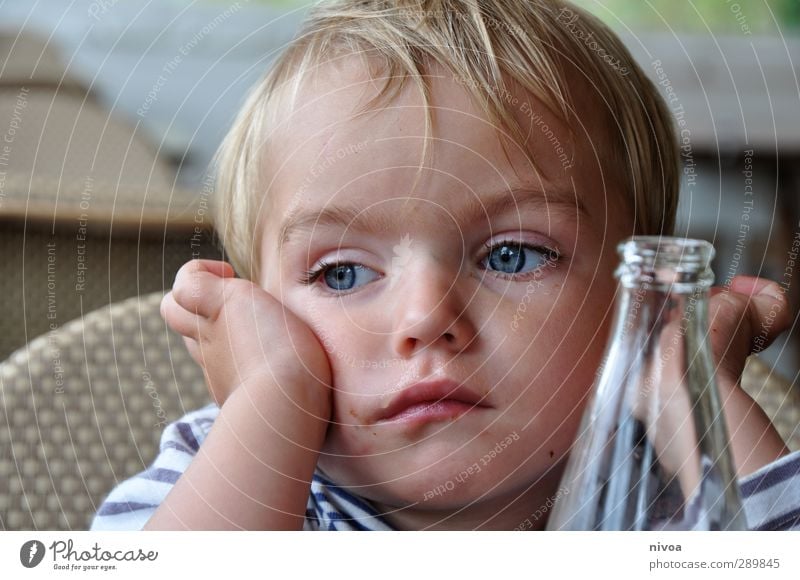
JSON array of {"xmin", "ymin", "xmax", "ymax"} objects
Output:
[{"xmin": 0, "ymin": 0, "xmax": 798, "ymax": 530}]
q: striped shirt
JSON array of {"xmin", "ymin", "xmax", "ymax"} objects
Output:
[{"xmin": 90, "ymin": 403, "xmax": 800, "ymax": 531}]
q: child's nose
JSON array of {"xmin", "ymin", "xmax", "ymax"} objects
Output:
[{"xmin": 390, "ymin": 265, "xmax": 477, "ymax": 358}]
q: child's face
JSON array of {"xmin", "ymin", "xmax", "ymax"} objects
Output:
[{"xmin": 258, "ymin": 59, "xmax": 633, "ymax": 525}]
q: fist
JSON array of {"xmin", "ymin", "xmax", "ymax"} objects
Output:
[{"xmin": 160, "ymin": 259, "xmax": 332, "ymax": 415}]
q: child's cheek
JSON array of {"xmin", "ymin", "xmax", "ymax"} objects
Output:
[{"xmin": 323, "ymin": 419, "xmax": 379, "ymax": 458}]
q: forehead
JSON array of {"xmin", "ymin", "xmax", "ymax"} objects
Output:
[{"xmin": 260, "ymin": 55, "xmax": 616, "ymax": 243}]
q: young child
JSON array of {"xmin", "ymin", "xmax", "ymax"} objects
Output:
[{"xmin": 92, "ymin": 0, "xmax": 799, "ymax": 531}]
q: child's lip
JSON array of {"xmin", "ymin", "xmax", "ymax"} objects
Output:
[{"xmin": 374, "ymin": 379, "xmax": 491, "ymax": 423}]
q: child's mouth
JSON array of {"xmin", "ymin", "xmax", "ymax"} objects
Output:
[
  {"xmin": 378, "ymin": 399, "xmax": 486, "ymax": 424},
  {"xmin": 374, "ymin": 379, "xmax": 491, "ymax": 425}
]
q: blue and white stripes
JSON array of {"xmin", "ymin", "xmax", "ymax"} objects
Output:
[
  {"xmin": 91, "ymin": 403, "xmax": 800, "ymax": 531},
  {"xmin": 740, "ymin": 451, "xmax": 800, "ymax": 531}
]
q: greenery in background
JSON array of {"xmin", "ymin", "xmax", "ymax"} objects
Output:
[
  {"xmin": 226, "ymin": 0, "xmax": 800, "ymax": 34},
  {"xmin": 243, "ymin": 0, "xmax": 311, "ymax": 7},
  {"xmin": 573, "ymin": 0, "xmax": 800, "ymax": 34}
]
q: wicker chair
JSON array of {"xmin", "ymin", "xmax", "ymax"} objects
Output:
[
  {"xmin": 0, "ymin": 292, "xmax": 209, "ymax": 530},
  {"xmin": 741, "ymin": 355, "xmax": 800, "ymax": 453}
]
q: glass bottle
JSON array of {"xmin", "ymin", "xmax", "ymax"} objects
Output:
[{"xmin": 547, "ymin": 236, "xmax": 746, "ymax": 531}]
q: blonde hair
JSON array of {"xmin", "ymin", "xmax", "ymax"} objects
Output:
[{"xmin": 213, "ymin": 0, "xmax": 679, "ymax": 281}]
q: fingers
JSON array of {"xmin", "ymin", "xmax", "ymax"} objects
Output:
[
  {"xmin": 730, "ymin": 276, "xmax": 790, "ymax": 338},
  {"xmin": 161, "ymin": 291, "xmax": 205, "ymax": 340},
  {"xmin": 718, "ymin": 276, "xmax": 790, "ymax": 351},
  {"xmin": 708, "ymin": 275, "xmax": 791, "ymax": 380},
  {"xmin": 172, "ymin": 259, "xmax": 236, "ymax": 319},
  {"xmin": 180, "ymin": 259, "xmax": 236, "ymax": 279}
]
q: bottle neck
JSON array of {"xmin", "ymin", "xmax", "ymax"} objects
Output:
[
  {"xmin": 616, "ymin": 236, "xmax": 715, "ymax": 293},
  {"xmin": 611, "ymin": 237, "xmax": 714, "ymax": 345},
  {"xmin": 614, "ymin": 282, "xmax": 709, "ymax": 347}
]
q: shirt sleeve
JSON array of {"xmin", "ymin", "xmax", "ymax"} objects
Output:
[
  {"xmin": 89, "ymin": 403, "xmax": 220, "ymax": 531},
  {"xmin": 739, "ymin": 449, "xmax": 800, "ymax": 531}
]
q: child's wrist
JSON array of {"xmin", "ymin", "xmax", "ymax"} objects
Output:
[
  {"xmin": 720, "ymin": 381, "xmax": 789, "ymax": 476},
  {"xmin": 233, "ymin": 369, "xmax": 332, "ymax": 427}
]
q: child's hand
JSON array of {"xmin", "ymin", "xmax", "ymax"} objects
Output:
[
  {"xmin": 708, "ymin": 275, "xmax": 792, "ymax": 475},
  {"xmin": 148, "ymin": 260, "xmax": 333, "ymax": 529},
  {"xmin": 160, "ymin": 259, "xmax": 332, "ymax": 414}
]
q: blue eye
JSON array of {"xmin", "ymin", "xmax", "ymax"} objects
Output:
[
  {"xmin": 324, "ymin": 264, "xmax": 356, "ymax": 290},
  {"xmin": 484, "ymin": 241, "xmax": 555, "ymax": 275},
  {"xmin": 302, "ymin": 262, "xmax": 379, "ymax": 292}
]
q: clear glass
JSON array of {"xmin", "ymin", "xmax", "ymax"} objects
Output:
[{"xmin": 547, "ymin": 236, "xmax": 746, "ymax": 531}]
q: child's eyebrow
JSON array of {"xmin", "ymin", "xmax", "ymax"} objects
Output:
[{"xmin": 279, "ymin": 186, "xmax": 584, "ymax": 246}]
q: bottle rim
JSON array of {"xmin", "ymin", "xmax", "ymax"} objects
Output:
[
  {"xmin": 617, "ymin": 236, "xmax": 715, "ymax": 266},
  {"xmin": 615, "ymin": 236, "xmax": 715, "ymax": 288}
]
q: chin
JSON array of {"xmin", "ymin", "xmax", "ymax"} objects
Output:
[
  {"xmin": 360, "ymin": 479, "xmax": 492, "ymax": 512},
  {"xmin": 318, "ymin": 453, "xmax": 503, "ymax": 509}
]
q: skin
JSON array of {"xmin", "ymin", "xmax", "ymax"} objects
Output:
[{"xmin": 149, "ymin": 58, "xmax": 790, "ymax": 530}]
